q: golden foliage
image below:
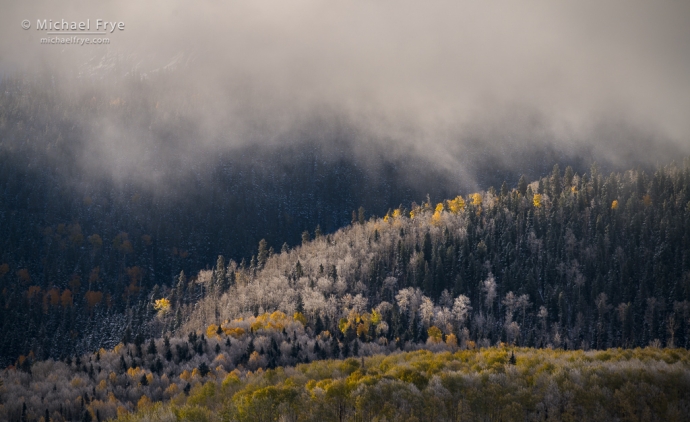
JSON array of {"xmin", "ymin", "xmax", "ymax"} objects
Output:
[
  {"xmin": 409, "ymin": 203, "xmax": 422, "ymax": 219},
  {"xmin": 154, "ymin": 298, "xmax": 171, "ymax": 314},
  {"xmin": 223, "ymin": 327, "xmax": 246, "ymax": 338},
  {"xmin": 471, "ymin": 193, "xmax": 483, "ymax": 206},
  {"xmin": 70, "ymin": 377, "xmax": 85, "ymax": 388},
  {"xmin": 136, "ymin": 395, "xmax": 152, "ymax": 410},
  {"xmin": 370, "ymin": 309, "xmax": 382, "ymax": 325},
  {"xmin": 248, "ymin": 351, "xmax": 261, "ymax": 365},
  {"xmin": 180, "ymin": 370, "xmax": 192, "ymax": 382},
  {"xmin": 207, "ymin": 324, "xmax": 220, "ymax": 338},
  {"xmin": 611, "ymin": 200, "xmax": 619, "ymax": 210},
  {"xmin": 127, "ymin": 367, "xmax": 143, "ymax": 378},
  {"xmin": 447, "ymin": 196, "xmax": 465, "ymax": 213},
  {"xmin": 165, "ymin": 383, "xmax": 180, "ymax": 397},
  {"xmin": 293, "ymin": 312, "xmax": 307, "ymax": 325},
  {"xmin": 431, "ymin": 207, "xmax": 443, "ymax": 226},
  {"xmin": 427, "ymin": 326, "xmax": 443, "ymax": 343},
  {"xmin": 533, "ymin": 193, "xmax": 543, "ymax": 208},
  {"xmin": 339, "ymin": 318, "xmax": 349, "ymax": 334},
  {"xmin": 115, "ymin": 348, "xmax": 690, "ymax": 422}
]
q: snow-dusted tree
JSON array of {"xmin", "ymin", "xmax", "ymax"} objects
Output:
[
  {"xmin": 482, "ymin": 274, "xmax": 497, "ymax": 311},
  {"xmin": 433, "ymin": 306, "xmax": 454, "ymax": 334},
  {"xmin": 452, "ymin": 295, "xmax": 472, "ymax": 328},
  {"xmin": 502, "ymin": 292, "xmax": 518, "ymax": 323},
  {"xmin": 419, "ymin": 296, "xmax": 435, "ymax": 328},
  {"xmin": 439, "ymin": 289, "xmax": 453, "ymax": 308},
  {"xmin": 395, "ymin": 287, "xmax": 423, "ymax": 319}
]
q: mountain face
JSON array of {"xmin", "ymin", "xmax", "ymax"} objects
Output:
[
  {"xmin": 181, "ymin": 161, "xmax": 690, "ymax": 352},
  {"xmin": 1, "ymin": 161, "xmax": 690, "ymax": 421},
  {"xmin": 1, "ymin": 73, "xmax": 652, "ymax": 367}
]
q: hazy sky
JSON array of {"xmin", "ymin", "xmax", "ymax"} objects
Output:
[{"xmin": 2, "ymin": 0, "xmax": 689, "ymax": 186}]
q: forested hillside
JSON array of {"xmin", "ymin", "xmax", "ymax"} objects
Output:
[
  {"xmin": 119, "ymin": 348, "xmax": 690, "ymax": 422},
  {"xmin": 181, "ymin": 160, "xmax": 690, "ymax": 351},
  {"xmin": 0, "ymin": 75, "xmax": 466, "ymax": 366},
  {"xmin": 2, "ymin": 160, "xmax": 690, "ymax": 421},
  {"xmin": 0, "ymin": 73, "xmax": 617, "ymax": 366}
]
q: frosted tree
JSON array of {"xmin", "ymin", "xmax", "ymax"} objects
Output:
[
  {"xmin": 482, "ymin": 274, "xmax": 497, "ymax": 312},
  {"xmin": 419, "ymin": 296, "xmax": 435, "ymax": 328},
  {"xmin": 452, "ymin": 295, "xmax": 472, "ymax": 328},
  {"xmin": 395, "ymin": 287, "xmax": 423, "ymax": 319}
]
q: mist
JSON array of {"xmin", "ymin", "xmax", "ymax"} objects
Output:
[{"xmin": 2, "ymin": 0, "xmax": 690, "ymax": 191}]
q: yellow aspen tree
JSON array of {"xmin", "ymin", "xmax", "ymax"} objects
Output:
[
  {"xmin": 472, "ymin": 193, "xmax": 483, "ymax": 206},
  {"xmin": 154, "ymin": 298, "xmax": 171, "ymax": 314},
  {"xmin": 431, "ymin": 203, "xmax": 444, "ymax": 226},
  {"xmin": 427, "ymin": 326, "xmax": 443, "ymax": 343},
  {"xmin": 533, "ymin": 194, "xmax": 542, "ymax": 208},
  {"xmin": 448, "ymin": 196, "xmax": 465, "ymax": 214},
  {"xmin": 137, "ymin": 395, "xmax": 152, "ymax": 410},
  {"xmin": 207, "ymin": 324, "xmax": 220, "ymax": 338},
  {"xmin": 293, "ymin": 312, "xmax": 307, "ymax": 325}
]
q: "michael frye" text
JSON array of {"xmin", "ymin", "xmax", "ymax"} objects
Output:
[{"xmin": 36, "ymin": 19, "xmax": 125, "ymax": 33}]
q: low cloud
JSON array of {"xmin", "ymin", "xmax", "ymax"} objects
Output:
[{"xmin": 2, "ymin": 0, "xmax": 689, "ymax": 190}]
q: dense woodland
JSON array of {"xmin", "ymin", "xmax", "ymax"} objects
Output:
[
  {"xmin": 119, "ymin": 348, "xmax": 690, "ymax": 422},
  {"xmin": 0, "ymin": 74, "xmax": 466, "ymax": 366},
  {"xmin": 1, "ymin": 159, "xmax": 690, "ymax": 420},
  {"xmin": 181, "ymin": 160, "xmax": 690, "ymax": 351},
  {"xmin": 0, "ymin": 73, "xmax": 603, "ymax": 367}
]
